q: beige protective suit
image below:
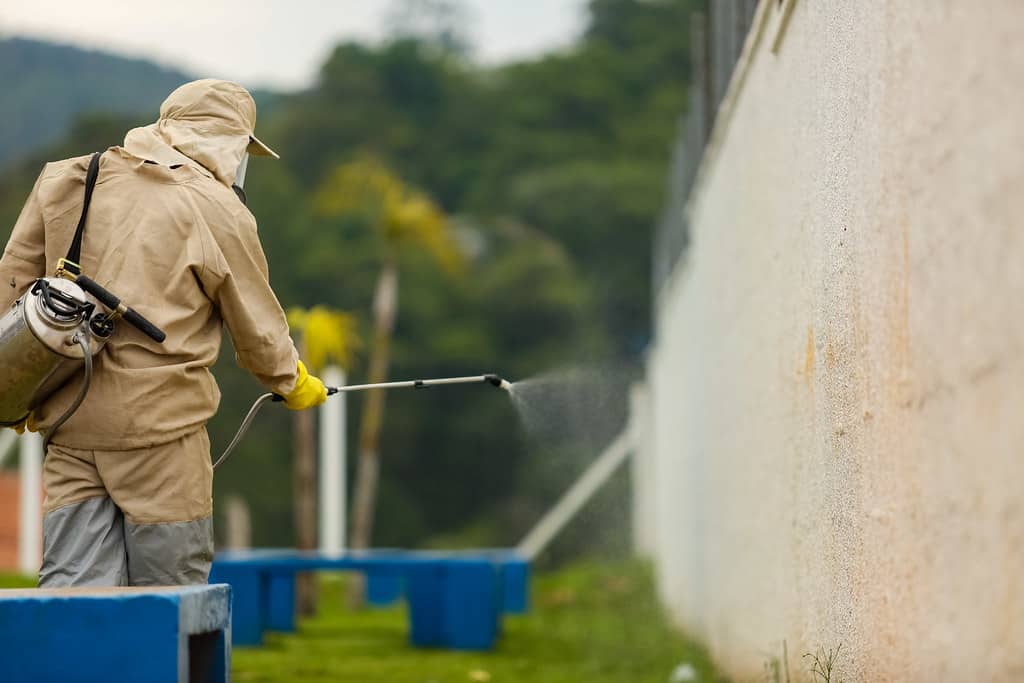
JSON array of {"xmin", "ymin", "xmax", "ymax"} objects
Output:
[{"xmin": 0, "ymin": 79, "xmax": 298, "ymax": 587}]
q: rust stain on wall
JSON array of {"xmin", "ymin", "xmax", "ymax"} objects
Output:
[
  {"xmin": 804, "ymin": 326, "xmax": 815, "ymax": 380},
  {"xmin": 825, "ymin": 342, "xmax": 839, "ymax": 369}
]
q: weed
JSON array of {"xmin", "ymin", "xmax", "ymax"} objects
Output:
[{"xmin": 803, "ymin": 643, "xmax": 842, "ymax": 683}]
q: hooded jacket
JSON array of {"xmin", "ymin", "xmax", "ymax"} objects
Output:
[{"xmin": 0, "ymin": 80, "xmax": 299, "ymax": 449}]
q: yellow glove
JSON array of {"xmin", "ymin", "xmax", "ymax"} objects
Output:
[{"xmin": 283, "ymin": 360, "xmax": 328, "ymax": 410}]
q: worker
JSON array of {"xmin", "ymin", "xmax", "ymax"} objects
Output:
[{"xmin": 0, "ymin": 79, "xmax": 327, "ymax": 587}]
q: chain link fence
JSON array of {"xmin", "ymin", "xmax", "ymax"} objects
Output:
[{"xmin": 653, "ymin": 0, "xmax": 760, "ymax": 297}]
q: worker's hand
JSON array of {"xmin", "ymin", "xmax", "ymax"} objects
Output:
[
  {"xmin": 283, "ymin": 360, "xmax": 328, "ymax": 410},
  {"xmin": 9, "ymin": 413, "xmax": 37, "ymax": 434}
]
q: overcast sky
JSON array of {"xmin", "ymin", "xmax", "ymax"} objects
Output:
[{"xmin": 0, "ymin": 0, "xmax": 587, "ymax": 90}]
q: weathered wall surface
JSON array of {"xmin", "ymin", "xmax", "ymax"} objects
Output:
[{"xmin": 643, "ymin": 1, "xmax": 1024, "ymax": 679}]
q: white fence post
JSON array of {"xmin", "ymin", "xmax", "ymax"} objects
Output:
[
  {"xmin": 630, "ymin": 382, "xmax": 655, "ymax": 556},
  {"xmin": 0, "ymin": 431, "xmax": 16, "ymax": 467},
  {"xmin": 18, "ymin": 433, "xmax": 43, "ymax": 576},
  {"xmin": 319, "ymin": 365, "xmax": 346, "ymax": 556}
]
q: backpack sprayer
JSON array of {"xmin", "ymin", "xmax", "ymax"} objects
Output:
[{"xmin": 1, "ymin": 270, "xmax": 508, "ymax": 459}]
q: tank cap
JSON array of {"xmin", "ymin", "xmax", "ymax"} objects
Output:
[{"xmin": 32, "ymin": 279, "xmax": 91, "ymax": 326}]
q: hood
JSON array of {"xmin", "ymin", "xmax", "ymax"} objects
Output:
[{"xmin": 123, "ymin": 79, "xmax": 273, "ymax": 187}]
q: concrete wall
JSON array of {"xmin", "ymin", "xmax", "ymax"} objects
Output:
[{"xmin": 643, "ymin": 1, "xmax": 1024, "ymax": 679}]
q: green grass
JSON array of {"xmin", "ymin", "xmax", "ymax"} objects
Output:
[
  {"xmin": 0, "ymin": 572, "xmax": 36, "ymax": 588},
  {"xmin": 233, "ymin": 560, "xmax": 721, "ymax": 683}
]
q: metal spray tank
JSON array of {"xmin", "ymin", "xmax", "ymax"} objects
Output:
[{"xmin": 0, "ymin": 277, "xmax": 114, "ymax": 427}]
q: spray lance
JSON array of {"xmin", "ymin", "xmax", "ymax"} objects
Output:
[{"xmin": 213, "ymin": 374, "xmax": 511, "ymax": 469}]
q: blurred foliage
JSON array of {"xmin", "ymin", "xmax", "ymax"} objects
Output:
[
  {"xmin": 0, "ymin": 0, "xmax": 697, "ymax": 559},
  {"xmin": 385, "ymin": 0, "xmax": 472, "ymax": 56},
  {"xmin": 314, "ymin": 159, "xmax": 463, "ymax": 275}
]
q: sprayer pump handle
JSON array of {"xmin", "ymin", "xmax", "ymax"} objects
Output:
[{"xmin": 74, "ymin": 275, "xmax": 166, "ymax": 343}]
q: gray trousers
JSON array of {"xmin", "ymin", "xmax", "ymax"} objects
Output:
[
  {"xmin": 39, "ymin": 429, "xmax": 215, "ymax": 587},
  {"xmin": 39, "ymin": 497, "xmax": 213, "ymax": 587}
]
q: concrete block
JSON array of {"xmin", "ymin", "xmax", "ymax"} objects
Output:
[{"xmin": 0, "ymin": 584, "xmax": 231, "ymax": 683}]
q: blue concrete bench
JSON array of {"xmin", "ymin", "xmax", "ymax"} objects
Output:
[
  {"xmin": 0, "ymin": 584, "xmax": 231, "ymax": 683},
  {"xmin": 209, "ymin": 549, "xmax": 529, "ymax": 651},
  {"xmin": 364, "ymin": 550, "xmax": 530, "ymax": 614}
]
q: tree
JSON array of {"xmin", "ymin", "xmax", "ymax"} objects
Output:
[
  {"xmin": 313, "ymin": 159, "xmax": 461, "ymax": 604},
  {"xmin": 286, "ymin": 306, "xmax": 361, "ymax": 614},
  {"xmin": 384, "ymin": 0, "xmax": 472, "ymax": 56}
]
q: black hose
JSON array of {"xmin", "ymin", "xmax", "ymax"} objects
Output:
[
  {"xmin": 42, "ymin": 333, "xmax": 93, "ymax": 455},
  {"xmin": 213, "ymin": 393, "xmax": 276, "ymax": 469}
]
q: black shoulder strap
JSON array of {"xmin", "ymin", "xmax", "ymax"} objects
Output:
[{"xmin": 64, "ymin": 152, "xmax": 103, "ymax": 274}]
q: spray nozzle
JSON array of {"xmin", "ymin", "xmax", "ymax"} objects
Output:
[{"xmin": 485, "ymin": 374, "xmax": 513, "ymax": 391}]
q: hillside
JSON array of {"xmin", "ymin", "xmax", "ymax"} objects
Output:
[{"xmin": 0, "ymin": 37, "xmax": 192, "ymax": 167}]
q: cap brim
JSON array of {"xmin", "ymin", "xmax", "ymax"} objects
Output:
[{"xmin": 247, "ymin": 134, "xmax": 279, "ymax": 159}]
